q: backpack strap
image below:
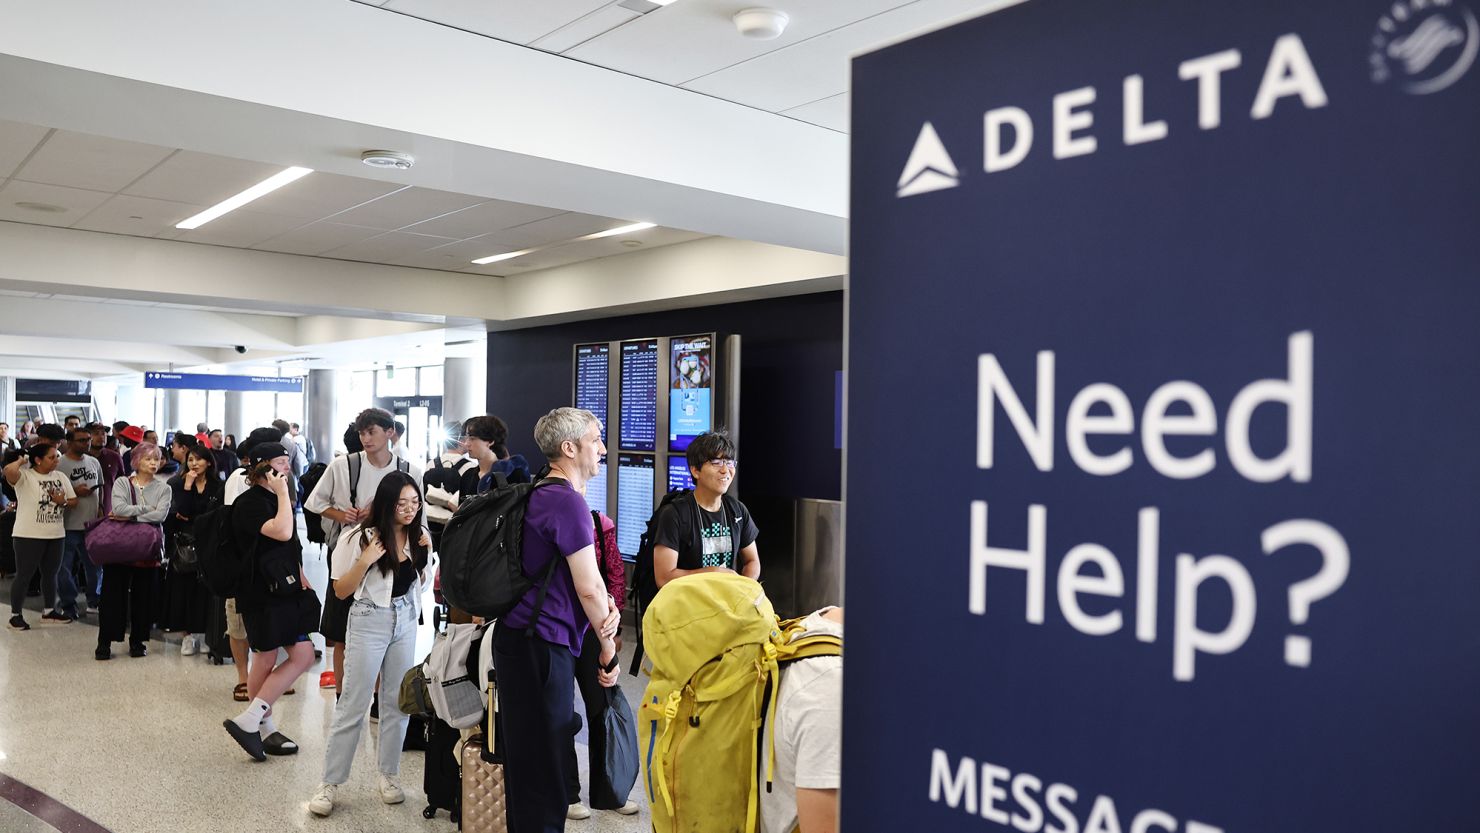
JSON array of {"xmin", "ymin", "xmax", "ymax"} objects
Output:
[
  {"xmin": 348, "ymin": 451, "xmax": 362, "ymax": 508},
  {"xmin": 521, "ymin": 477, "xmax": 571, "ymax": 639},
  {"xmin": 397, "ymin": 456, "xmax": 409, "ymax": 474}
]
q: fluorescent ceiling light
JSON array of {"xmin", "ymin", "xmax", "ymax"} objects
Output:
[
  {"xmin": 471, "ymin": 248, "xmax": 535, "ymax": 265},
  {"xmin": 175, "ymin": 166, "xmax": 314, "ymax": 230},
  {"xmin": 652, "ymin": 0, "xmax": 679, "ymax": 4},
  {"xmin": 581, "ymin": 222, "xmax": 656, "ymax": 241}
]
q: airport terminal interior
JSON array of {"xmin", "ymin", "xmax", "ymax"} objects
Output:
[{"xmin": 0, "ymin": 1, "xmax": 1000, "ymax": 831}]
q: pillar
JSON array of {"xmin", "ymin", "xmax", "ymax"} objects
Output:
[
  {"xmin": 443, "ymin": 355, "xmax": 486, "ymax": 424},
  {"xmin": 224, "ymin": 390, "xmax": 246, "ymax": 444},
  {"xmin": 305, "ymin": 369, "xmax": 338, "ymax": 461},
  {"xmin": 160, "ymin": 389, "xmax": 181, "ymax": 432}
]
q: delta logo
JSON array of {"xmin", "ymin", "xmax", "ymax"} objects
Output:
[{"xmin": 896, "ymin": 32, "xmax": 1342, "ymax": 199}]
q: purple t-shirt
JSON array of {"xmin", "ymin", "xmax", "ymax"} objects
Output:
[{"xmin": 502, "ymin": 482, "xmax": 595, "ymax": 655}]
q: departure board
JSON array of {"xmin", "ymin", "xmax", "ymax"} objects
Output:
[
  {"xmin": 618, "ymin": 339, "xmax": 659, "ymax": 452},
  {"xmin": 573, "ymin": 342, "xmax": 610, "ymax": 443},
  {"xmin": 584, "ymin": 460, "xmax": 608, "ymax": 516},
  {"xmin": 668, "ymin": 333, "xmax": 714, "ymax": 453},
  {"xmin": 616, "ymin": 453, "xmax": 655, "ymax": 558},
  {"xmin": 667, "ymin": 457, "xmax": 695, "ymax": 493}
]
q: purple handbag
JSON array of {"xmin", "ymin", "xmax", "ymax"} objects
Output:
[{"xmin": 85, "ymin": 478, "xmax": 163, "ymax": 566}]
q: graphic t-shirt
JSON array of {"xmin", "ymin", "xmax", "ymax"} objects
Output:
[
  {"xmin": 654, "ymin": 496, "xmax": 760, "ymax": 571},
  {"xmin": 56, "ymin": 454, "xmax": 102, "ymax": 531},
  {"xmin": 13, "ymin": 467, "xmax": 76, "ymax": 540}
]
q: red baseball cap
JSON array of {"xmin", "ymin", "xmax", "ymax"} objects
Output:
[{"xmin": 119, "ymin": 426, "xmax": 145, "ymax": 444}]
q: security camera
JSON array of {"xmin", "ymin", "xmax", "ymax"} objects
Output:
[{"xmin": 234, "ymin": 345, "xmax": 247, "ymax": 354}]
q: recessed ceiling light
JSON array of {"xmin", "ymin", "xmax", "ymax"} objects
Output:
[
  {"xmin": 471, "ymin": 248, "xmax": 535, "ymax": 265},
  {"xmin": 582, "ymin": 222, "xmax": 656, "ymax": 241},
  {"xmin": 361, "ymin": 150, "xmax": 415, "ymax": 170},
  {"xmin": 176, "ymin": 166, "xmax": 313, "ymax": 230},
  {"xmin": 14, "ymin": 201, "xmax": 67, "ymax": 214}
]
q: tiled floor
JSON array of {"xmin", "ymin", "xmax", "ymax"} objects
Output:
[{"xmin": 0, "ymin": 536, "xmax": 651, "ymax": 833}]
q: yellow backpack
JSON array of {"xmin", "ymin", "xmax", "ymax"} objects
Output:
[{"xmin": 638, "ymin": 573, "xmax": 842, "ymax": 833}]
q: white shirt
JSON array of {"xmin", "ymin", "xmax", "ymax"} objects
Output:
[
  {"xmin": 304, "ymin": 451, "xmax": 425, "ymax": 544},
  {"xmin": 760, "ymin": 609, "xmax": 843, "ymax": 833},
  {"xmin": 223, "ymin": 468, "xmax": 250, "ymax": 506},
  {"xmin": 12, "ymin": 466, "xmax": 76, "ymax": 540},
  {"xmin": 330, "ymin": 527, "xmax": 435, "ymax": 618}
]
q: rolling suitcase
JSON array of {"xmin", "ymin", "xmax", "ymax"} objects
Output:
[
  {"xmin": 422, "ymin": 717, "xmax": 461, "ymax": 822},
  {"xmin": 460, "ymin": 674, "xmax": 506, "ymax": 833}
]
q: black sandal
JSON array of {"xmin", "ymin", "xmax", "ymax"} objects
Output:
[
  {"xmin": 263, "ymin": 732, "xmax": 299, "ymax": 756},
  {"xmin": 223, "ymin": 720, "xmax": 266, "ymax": 762}
]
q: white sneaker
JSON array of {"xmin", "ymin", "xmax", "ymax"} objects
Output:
[
  {"xmin": 567, "ymin": 802, "xmax": 592, "ymax": 820},
  {"xmin": 614, "ymin": 800, "xmax": 639, "ymax": 815},
  {"xmin": 309, "ymin": 783, "xmax": 336, "ymax": 816},
  {"xmin": 378, "ymin": 774, "xmax": 404, "ymax": 805},
  {"xmin": 181, "ymin": 635, "xmax": 198, "ymax": 656}
]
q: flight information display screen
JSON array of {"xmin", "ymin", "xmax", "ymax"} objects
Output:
[
  {"xmin": 619, "ymin": 339, "xmax": 659, "ymax": 452},
  {"xmin": 667, "ymin": 456, "xmax": 695, "ymax": 493},
  {"xmin": 574, "ymin": 342, "xmax": 610, "ymax": 443},
  {"xmin": 668, "ymin": 333, "xmax": 714, "ymax": 453},
  {"xmin": 584, "ymin": 460, "xmax": 608, "ymax": 516},
  {"xmin": 616, "ymin": 453, "xmax": 654, "ymax": 559}
]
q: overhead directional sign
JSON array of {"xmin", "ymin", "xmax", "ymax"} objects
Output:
[
  {"xmin": 846, "ymin": 0, "xmax": 1480, "ymax": 831},
  {"xmin": 143, "ymin": 372, "xmax": 302, "ymax": 392}
]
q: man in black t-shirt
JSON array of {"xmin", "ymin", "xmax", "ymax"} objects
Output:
[{"xmin": 653, "ymin": 432, "xmax": 760, "ymax": 587}]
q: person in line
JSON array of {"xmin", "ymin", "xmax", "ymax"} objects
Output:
[
  {"xmin": 63, "ymin": 415, "xmax": 83, "ymax": 431},
  {"xmin": 55, "ymin": 427, "xmax": 103, "ymax": 620},
  {"xmin": 116, "ymin": 424, "xmax": 144, "ymax": 474},
  {"xmin": 143, "ymin": 429, "xmax": 160, "ymax": 447},
  {"xmin": 497, "ymin": 407, "xmax": 621, "ymax": 833},
  {"xmin": 221, "ymin": 435, "xmax": 273, "ymax": 702},
  {"xmin": 164, "ymin": 439, "xmax": 220, "ymax": 656},
  {"xmin": 0, "ymin": 422, "xmax": 17, "ymax": 452},
  {"xmin": 272, "ymin": 419, "xmax": 308, "ymax": 479},
  {"xmin": 224, "ymin": 433, "xmax": 238, "ymax": 452},
  {"xmin": 309, "ymin": 472, "xmax": 434, "ymax": 816},
  {"xmin": 463, "ymin": 415, "xmax": 503, "ymax": 492},
  {"xmin": 3, "ymin": 443, "xmax": 78, "ymax": 630},
  {"xmin": 207, "ymin": 429, "xmax": 239, "ymax": 477},
  {"xmin": 760, "ymin": 607, "xmax": 844, "ymax": 833},
  {"xmin": 289, "ymin": 422, "xmax": 314, "ymax": 465},
  {"xmin": 95, "ymin": 441, "xmax": 169, "ymax": 659},
  {"xmin": 223, "ymin": 442, "xmax": 316, "ymax": 760},
  {"xmin": 305, "ymin": 408, "xmax": 424, "ymax": 695},
  {"xmin": 487, "ymin": 414, "xmax": 533, "ymax": 485},
  {"xmin": 564, "ymin": 489, "xmax": 637, "ymax": 819},
  {"xmin": 88, "ymin": 423, "xmax": 126, "ymax": 516},
  {"xmin": 423, "ymin": 422, "xmax": 475, "ymax": 551},
  {"xmin": 653, "ymin": 431, "xmax": 760, "ymax": 587}
]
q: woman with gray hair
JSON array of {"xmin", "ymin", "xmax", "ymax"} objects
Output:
[{"xmin": 96, "ymin": 441, "xmax": 171, "ymax": 660}]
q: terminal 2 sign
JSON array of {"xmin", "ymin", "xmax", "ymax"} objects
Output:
[{"xmin": 846, "ymin": 0, "xmax": 1479, "ymax": 831}]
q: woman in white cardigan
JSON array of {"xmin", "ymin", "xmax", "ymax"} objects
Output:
[
  {"xmin": 309, "ymin": 470, "xmax": 433, "ymax": 818},
  {"xmin": 97, "ymin": 441, "xmax": 171, "ymax": 660}
]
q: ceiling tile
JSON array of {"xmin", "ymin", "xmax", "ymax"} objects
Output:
[
  {"xmin": 328, "ymin": 186, "xmax": 486, "ymax": 231},
  {"xmin": 567, "ymin": 0, "xmax": 910, "ymax": 86},
  {"xmin": 0, "ymin": 180, "xmax": 112, "ymax": 227},
  {"xmin": 399, "ymin": 198, "xmax": 564, "ymax": 239},
  {"xmin": 531, "ymin": 5, "xmax": 640, "ymax": 53},
  {"xmin": 123, "ymin": 150, "xmax": 286, "ymax": 206},
  {"xmin": 393, "ymin": 236, "xmax": 520, "ymax": 270},
  {"xmin": 252, "ymin": 221, "xmax": 388, "ymax": 256},
  {"xmin": 498, "ymin": 227, "xmax": 707, "ymax": 274},
  {"xmin": 783, "ymin": 93, "xmax": 849, "ymax": 133},
  {"xmin": 245, "ymin": 172, "xmax": 409, "ymax": 221},
  {"xmin": 381, "ymin": 0, "xmax": 612, "ymax": 45},
  {"xmin": 171, "ymin": 210, "xmax": 310, "ymax": 248},
  {"xmin": 465, "ymin": 211, "xmax": 624, "ymax": 257},
  {"xmin": 15, "ymin": 130, "xmax": 175, "ymax": 193},
  {"xmin": 71, "ymin": 194, "xmax": 204, "ymax": 236},
  {"xmin": 322, "ymin": 230, "xmax": 461, "ymax": 263},
  {"xmin": 682, "ymin": 0, "xmax": 1006, "ymax": 113},
  {"xmin": 0, "ymin": 120, "xmax": 51, "ymax": 179}
]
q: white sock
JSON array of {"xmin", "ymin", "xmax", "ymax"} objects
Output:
[
  {"xmin": 232, "ymin": 698, "xmax": 269, "ymax": 732},
  {"xmin": 260, "ymin": 714, "xmax": 278, "ymax": 736}
]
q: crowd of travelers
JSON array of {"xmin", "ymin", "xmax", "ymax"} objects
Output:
[{"xmin": 0, "ymin": 405, "xmax": 841, "ymax": 833}]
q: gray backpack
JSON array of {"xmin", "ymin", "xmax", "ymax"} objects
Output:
[{"xmin": 424, "ymin": 622, "xmax": 485, "ymax": 729}]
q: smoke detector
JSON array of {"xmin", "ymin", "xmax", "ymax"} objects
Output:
[
  {"xmin": 733, "ymin": 8, "xmax": 789, "ymax": 40},
  {"xmin": 361, "ymin": 150, "xmax": 415, "ymax": 170}
]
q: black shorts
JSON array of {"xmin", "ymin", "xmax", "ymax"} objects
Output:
[
  {"xmin": 243, "ymin": 589, "xmax": 320, "ymax": 653},
  {"xmin": 319, "ymin": 585, "xmax": 351, "ymax": 643}
]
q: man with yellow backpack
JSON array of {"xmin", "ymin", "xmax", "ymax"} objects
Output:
[{"xmin": 638, "ymin": 572, "xmax": 842, "ymax": 833}]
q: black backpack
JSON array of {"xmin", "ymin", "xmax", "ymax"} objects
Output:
[
  {"xmin": 299, "ymin": 462, "xmax": 330, "ymax": 544},
  {"xmin": 193, "ymin": 502, "xmax": 253, "ymax": 597},
  {"xmin": 438, "ymin": 477, "xmax": 565, "ymax": 623},
  {"xmin": 627, "ymin": 489, "xmax": 746, "ymax": 674}
]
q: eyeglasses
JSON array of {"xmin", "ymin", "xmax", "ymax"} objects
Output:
[
  {"xmin": 396, "ymin": 498, "xmax": 422, "ymax": 509},
  {"xmin": 704, "ymin": 459, "xmax": 738, "ymax": 470}
]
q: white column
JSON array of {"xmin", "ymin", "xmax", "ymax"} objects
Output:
[
  {"xmin": 443, "ymin": 356, "xmax": 486, "ymax": 424},
  {"xmin": 224, "ymin": 390, "xmax": 246, "ymax": 444},
  {"xmin": 305, "ymin": 369, "xmax": 338, "ymax": 462}
]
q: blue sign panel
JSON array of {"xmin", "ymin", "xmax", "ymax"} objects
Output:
[
  {"xmin": 144, "ymin": 372, "xmax": 303, "ymax": 392},
  {"xmin": 847, "ymin": 2, "xmax": 1479, "ymax": 832}
]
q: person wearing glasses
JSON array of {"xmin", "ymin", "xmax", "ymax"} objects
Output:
[
  {"xmin": 652, "ymin": 431, "xmax": 760, "ymax": 587},
  {"xmin": 308, "ymin": 471, "xmax": 432, "ymax": 817}
]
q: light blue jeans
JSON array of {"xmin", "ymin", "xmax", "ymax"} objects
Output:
[{"xmin": 322, "ymin": 594, "xmax": 417, "ymax": 784}]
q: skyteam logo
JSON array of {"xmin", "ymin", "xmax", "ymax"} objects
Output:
[
  {"xmin": 1370, "ymin": 0, "xmax": 1479, "ymax": 93},
  {"xmin": 896, "ymin": 122, "xmax": 960, "ymax": 197}
]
